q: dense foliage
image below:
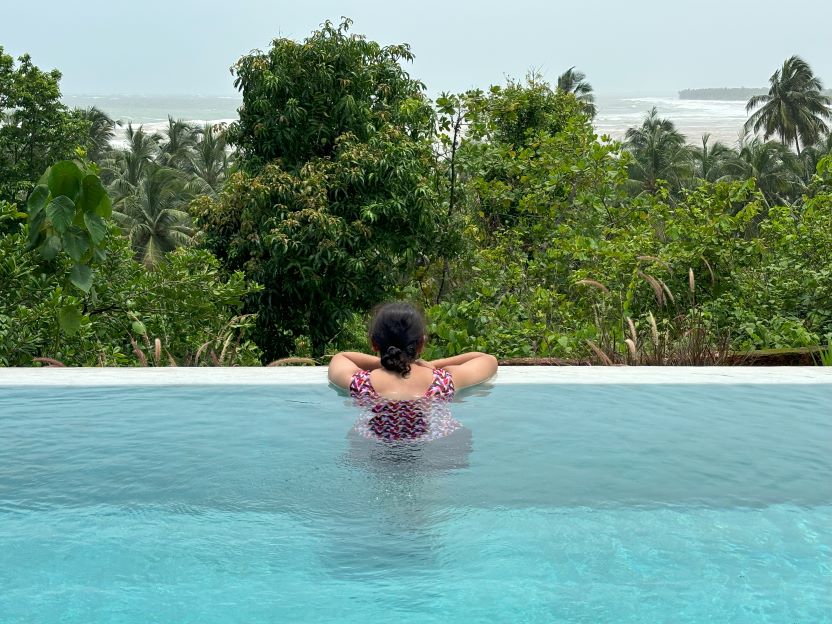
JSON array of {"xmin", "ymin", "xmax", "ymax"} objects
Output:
[
  {"xmin": 0, "ymin": 190, "xmax": 260, "ymax": 366},
  {"xmin": 418, "ymin": 76, "xmax": 832, "ymax": 360},
  {"xmin": 197, "ymin": 19, "xmax": 448, "ymax": 359},
  {"xmin": 0, "ymin": 47, "xmax": 90, "ymax": 202},
  {"xmin": 1, "ymin": 26, "xmax": 831, "ymax": 366}
]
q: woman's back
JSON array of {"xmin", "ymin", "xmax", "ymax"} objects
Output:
[
  {"xmin": 349, "ymin": 367, "xmax": 457, "ymax": 442},
  {"xmin": 327, "ymin": 301, "xmax": 497, "ymax": 443}
]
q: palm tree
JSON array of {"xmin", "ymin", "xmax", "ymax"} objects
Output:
[
  {"xmin": 103, "ymin": 123, "xmax": 161, "ymax": 206},
  {"xmin": 736, "ymin": 135, "xmax": 802, "ymax": 205},
  {"xmin": 745, "ymin": 56, "xmax": 832, "ymax": 155},
  {"xmin": 159, "ymin": 117, "xmax": 200, "ymax": 169},
  {"xmin": 624, "ymin": 108, "xmax": 693, "ymax": 193},
  {"xmin": 74, "ymin": 106, "xmax": 118, "ymax": 163},
  {"xmin": 113, "ymin": 165, "xmax": 194, "ymax": 268},
  {"xmin": 187, "ymin": 123, "xmax": 232, "ymax": 195},
  {"xmin": 690, "ymin": 133, "xmax": 741, "ymax": 182},
  {"xmin": 799, "ymin": 132, "xmax": 832, "ymax": 183},
  {"xmin": 557, "ymin": 67, "xmax": 597, "ymax": 118}
]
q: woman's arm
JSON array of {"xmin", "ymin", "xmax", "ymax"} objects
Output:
[
  {"xmin": 327, "ymin": 352, "xmax": 381, "ymax": 389},
  {"xmin": 442, "ymin": 353, "xmax": 498, "ymax": 389},
  {"xmin": 427, "ymin": 352, "xmax": 491, "ymax": 369}
]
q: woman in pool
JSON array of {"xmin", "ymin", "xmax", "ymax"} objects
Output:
[{"xmin": 328, "ymin": 301, "xmax": 498, "ymax": 442}]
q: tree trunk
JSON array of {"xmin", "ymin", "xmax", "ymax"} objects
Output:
[{"xmin": 436, "ymin": 111, "xmax": 463, "ymax": 304}]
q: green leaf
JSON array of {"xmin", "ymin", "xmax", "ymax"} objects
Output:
[
  {"xmin": 64, "ymin": 227, "xmax": 90, "ymax": 262},
  {"xmin": 131, "ymin": 321, "xmax": 147, "ymax": 335},
  {"xmin": 27, "ymin": 184, "xmax": 49, "ymax": 217},
  {"xmin": 80, "ymin": 175, "xmax": 107, "ymax": 213},
  {"xmin": 69, "ymin": 264, "xmax": 93, "ymax": 293},
  {"xmin": 40, "ymin": 235, "xmax": 62, "ymax": 261},
  {"xmin": 47, "ymin": 161, "xmax": 83, "ymax": 200},
  {"xmin": 27, "ymin": 208, "xmax": 46, "ymax": 240},
  {"xmin": 45, "ymin": 196, "xmax": 76, "ymax": 233},
  {"xmin": 94, "ymin": 192, "xmax": 112, "ymax": 219},
  {"xmin": 84, "ymin": 212, "xmax": 107, "ymax": 245},
  {"xmin": 58, "ymin": 305, "xmax": 82, "ymax": 336}
]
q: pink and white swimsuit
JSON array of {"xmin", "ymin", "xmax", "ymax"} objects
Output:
[{"xmin": 349, "ymin": 368, "xmax": 460, "ymax": 442}]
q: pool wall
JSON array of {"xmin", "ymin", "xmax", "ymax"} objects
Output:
[{"xmin": 0, "ymin": 366, "xmax": 830, "ymax": 386}]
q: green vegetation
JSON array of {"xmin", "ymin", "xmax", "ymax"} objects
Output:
[
  {"xmin": 0, "ymin": 48, "xmax": 90, "ymax": 202},
  {"xmin": 196, "ymin": 19, "xmax": 447, "ymax": 360},
  {"xmin": 745, "ymin": 55, "xmax": 832, "ymax": 154},
  {"xmin": 1, "ymin": 21, "xmax": 831, "ymax": 366}
]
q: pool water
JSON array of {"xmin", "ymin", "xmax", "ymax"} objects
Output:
[{"xmin": 0, "ymin": 374, "xmax": 830, "ymax": 623}]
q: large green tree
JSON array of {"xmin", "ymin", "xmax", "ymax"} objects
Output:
[
  {"xmin": 745, "ymin": 55, "xmax": 832, "ymax": 155},
  {"xmin": 197, "ymin": 19, "xmax": 445, "ymax": 359},
  {"xmin": 0, "ymin": 48, "xmax": 89, "ymax": 201}
]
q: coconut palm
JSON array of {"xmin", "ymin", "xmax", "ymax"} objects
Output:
[
  {"xmin": 736, "ymin": 135, "xmax": 802, "ymax": 205},
  {"xmin": 159, "ymin": 117, "xmax": 200, "ymax": 169},
  {"xmin": 187, "ymin": 123, "xmax": 232, "ymax": 195},
  {"xmin": 113, "ymin": 164, "xmax": 194, "ymax": 268},
  {"xmin": 689, "ymin": 133, "xmax": 741, "ymax": 182},
  {"xmin": 624, "ymin": 108, "xmax": 693, "ymax": 193},
  {"xmin": 103, "ymin": 123, "xmax": 161, "ymax": 206},
  {"xmin": 799, "ymin": 132, "xmax": 832, "ymax": 183},
  {"xmin": 745, "ymin": 56, "xmax": 832, "ymax": 155},
  {"xmin": 74, "ymin": 106, "xmax": 118, "ymax": 163},
  {"xmin": 557, "ymin": 66, "xmax": 597, "ymax": 118}
]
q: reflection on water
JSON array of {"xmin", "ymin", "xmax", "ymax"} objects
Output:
[{"xmin": 325, "ymin": 395, "xmax": 477, "ymax": 578}]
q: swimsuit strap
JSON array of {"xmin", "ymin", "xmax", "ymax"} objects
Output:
[
  {"xmin": 428, "ymin": 368, "xmax": 455, "ymax": 398},
  {"xmin": 349, "ymin": 369, "xmax": 374, "ymax": 398}
]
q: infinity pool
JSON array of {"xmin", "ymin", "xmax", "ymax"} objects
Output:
[{"xmin": 0, "ymin": 368, "xmax": 830, "ymax": 623}]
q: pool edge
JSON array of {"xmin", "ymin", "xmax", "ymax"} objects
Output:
[{"xmin": 1, "ymin": 366, "xmax": 831, "ymax": 386}]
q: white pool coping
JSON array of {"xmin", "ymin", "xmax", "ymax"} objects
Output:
[{"xmin": 0, "ymin": 366, "xmax": 830, "ymax": 386}]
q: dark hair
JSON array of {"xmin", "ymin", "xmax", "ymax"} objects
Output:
[{"xmin": 369, "ymin": 302, "xmax": 426, "ymax": 377}]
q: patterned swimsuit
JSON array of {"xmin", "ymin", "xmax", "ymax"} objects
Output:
[{"xmin": 349, "ymin": 368, "xmax": 460, "ymax": 442}]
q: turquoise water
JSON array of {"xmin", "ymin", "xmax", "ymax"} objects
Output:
[{"xmin": 0, "ymin": 382, "xmax": 829, "ymax": 623}]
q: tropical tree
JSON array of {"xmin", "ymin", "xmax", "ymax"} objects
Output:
[
  {"xmin": 799, "ymin": 132, "xmax": 832, "ymax": 185},
  {"xmin": 736, "ymin": 135, "xmax": 802, "ymax": 205},
  {"xmin": 624, "ymin": 108, "xmax": 692, "ymax": 193},
  {"xmin": 689, "ymin": 133, "xmax": 741, "ymax": 182},
  {"xmin": 0, "ymin": 47, "xmax": 89, "ymax": 201},
  {"xmin": 113, "ymin": 164, "xmax": 194, "ymax": 268},
  {"xmin": 745, "ymin": 55, "xmax": 832, "ymax": 155},
  {"xmin": 103, "ymin": 123, "xmax": 160, "ymax": 207},
  {"xmin": 159, "ymin": 117, "xmax": 200, "ymax": 169},
  {"xmin": 198, "ymin": 18, "xmax": 444, "ymax": 359},
  {"xmin": 187, "ymin": 123, "xmax": 232, "ymax": 195},
  {"xmin": 557, "ymin": 66, "xmax": 597, "ymax": 118},
  {"xmin": 73, "ymin": 106, "xmax": 117, "ymax": 163}
]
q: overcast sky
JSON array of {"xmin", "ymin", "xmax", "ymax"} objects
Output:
[{"xmin": 2, "ymin": 0, "xmax": 830, "ymax": 97}]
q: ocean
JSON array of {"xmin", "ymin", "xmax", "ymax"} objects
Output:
[{"xmin": 63, "ymin": 94, "xmax": 752, "ymax": 149}]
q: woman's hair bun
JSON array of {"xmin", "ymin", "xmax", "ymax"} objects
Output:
[
  {"xmin": 380, "ymin": 345, "xmax": 411, "ymax": 376},
  {"xmin": 370, "ymin": 302, "xmax": 426, "ymax": 378}
]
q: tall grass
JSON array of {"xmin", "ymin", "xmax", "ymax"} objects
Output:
[{"xmin": 579, "ymin": 266, "xmax": 734, "ymax": 366}]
